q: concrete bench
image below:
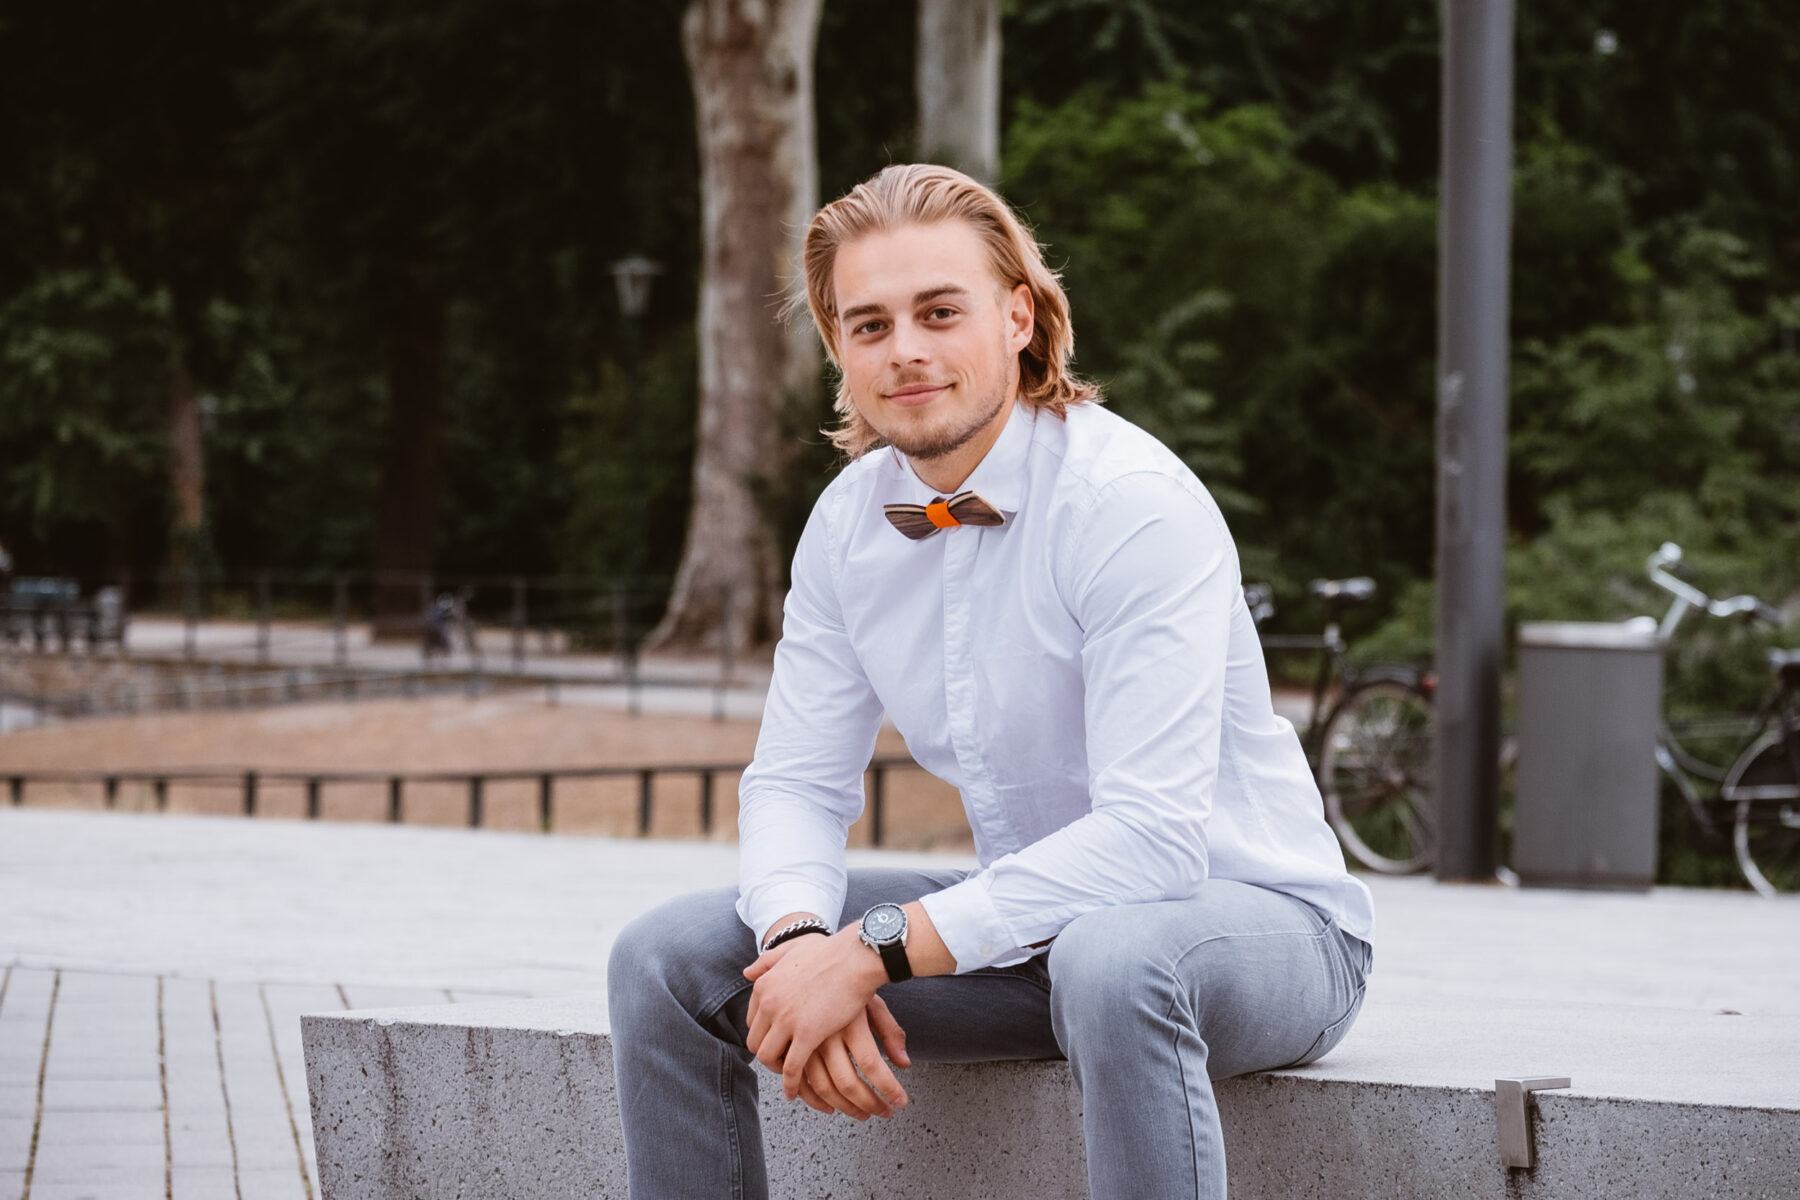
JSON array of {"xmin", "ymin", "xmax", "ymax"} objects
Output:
[{"xmin": 301, "ymin": 991, "xmax": 1798, "ymax": 1199}]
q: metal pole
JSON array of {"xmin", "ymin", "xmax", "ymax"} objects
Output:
[
  {"xmin": 538, "ymin": 773, "xmax": 553, "ymax": 832},
  {"xmin": 243, "ymin": 771, "xmax": 258, "ymax": 817},
  {"xmin": 119, "ymin": 569, "xmax": 133, "ymax": 657},
  {"xmin": 419, "ymin": 576, "xmax": 433, "ymax": 666},
  {"xmin": 255, "ymin": 573, "xmax": 272, "ymax": 664},
  {"xmin": 638, "ymin": 768, "xmax": 653, "ymax": 835},
  {"xmin": 1435, "ymin": 0, "xmax": 1513, "ymax": 882},
  {"xmin": 333, "ymin": 575, "xmax": 349, "ymax": 666},
  {"xmin": 699, "ymin": 770, "xmax": 715, "ymax": 835},
  {"xmin": 183, "ymin": 568, "xmax": 199, "ymax": 660},
  {"xmin": 389, "ymin": 776, "xmax": 403, "ymax": 823},
  {"xmin": 469, "ymin": 776, "xmax": 484, "ymax": 829},
  {"xmin": 512, "ymin": 577, "xmax": 526, "ymax": 674}
]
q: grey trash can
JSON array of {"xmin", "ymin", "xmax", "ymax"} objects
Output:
[{"xmin": 1514, "ymin": 621, "xmax": 1663, "ymax": 890}]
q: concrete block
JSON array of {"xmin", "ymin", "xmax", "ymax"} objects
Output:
[{"xmin": 304, "ymin": 994, "xmax": 1800, "ymax": 1200}]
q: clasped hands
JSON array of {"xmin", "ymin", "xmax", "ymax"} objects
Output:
[{"xmin": 743, "ymin": 925, "xmax": 912, "ymax": 1121}]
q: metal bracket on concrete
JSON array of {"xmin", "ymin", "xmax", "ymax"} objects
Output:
[{"xmin": 1495, "ymin": 1075, "xmax": 1571, "ymax": 1168}]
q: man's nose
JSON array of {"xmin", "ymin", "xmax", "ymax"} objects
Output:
[{"xmin": 889, "ymin": 318, "xmax": 929, "ymax": 364}]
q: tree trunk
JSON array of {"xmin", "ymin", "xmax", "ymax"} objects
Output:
[
  {"xmin": 166, "ymin": 345, "xmax": 208, "ymax": 577},
  {"xmin": 915, "ymin": 0, "xmax": 1001, "ymax": 182},
  {"xmin": 650, "ymin": 0, "xmax": 822, "ymax": 653},
  {"xmin": 372, "ymin": 265, "xmax": 448, "ymax": 639}
]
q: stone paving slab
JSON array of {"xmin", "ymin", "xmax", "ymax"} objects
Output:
[{"xmin": 1, "ymin": 805, "xmax": 1797, "ymax": 1199}]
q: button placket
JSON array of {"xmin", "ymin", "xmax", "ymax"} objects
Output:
[{"xmin": 941, "ymin": 529, "xmax": 999, "ymax": 831}]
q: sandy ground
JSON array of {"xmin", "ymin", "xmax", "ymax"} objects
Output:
[{"xmin": 0, "ymin": 693, "xmax": 974, "ymax": 851}]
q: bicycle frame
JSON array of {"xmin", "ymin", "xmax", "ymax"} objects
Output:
[{"xmin": 1645, "ymin": 542, "xmax": 1792, "ymax": 842}]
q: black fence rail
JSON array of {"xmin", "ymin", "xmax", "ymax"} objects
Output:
[{"xmin": 5, "ymin": 755, "xmax": 920, "ymax": 847}]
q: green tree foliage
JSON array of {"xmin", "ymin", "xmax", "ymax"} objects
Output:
[
  {"xmin": 0, "ymin": 270, "xmax": 173, "ymax": 564},
  {"xmin": 0, "ymin": 0, "xmax": 1794, "ymax": 672}
]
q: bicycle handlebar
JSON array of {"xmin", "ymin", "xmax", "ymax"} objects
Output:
[
  {"xmin": 1308, "ymin": 576, "xmax": 1377, "ymax": 604},
  {"xmin": 1646, "ymin": 542, "xmax": 1781, "ymax": 639}
]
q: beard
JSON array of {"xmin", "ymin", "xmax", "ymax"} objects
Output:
[
  {"xmin": 882, "ymin": 384, "xmax": 1009, "ymax": 461},
  {"xmin": 875, "ymin": 349, "xmax": 1016, "ymax": 461}
]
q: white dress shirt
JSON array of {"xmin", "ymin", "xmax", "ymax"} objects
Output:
[{"xmin": 737, "ymin": 400, "xmax": 1375, "ymax": 973}]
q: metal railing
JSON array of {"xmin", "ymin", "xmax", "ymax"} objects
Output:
[
  {"xmin": 10, "ymin": 568, "xmax": 713, "ymax": 674},
  {"xmin": 5, "ymin": 755, "xmax": 919, "ymax": 847}
]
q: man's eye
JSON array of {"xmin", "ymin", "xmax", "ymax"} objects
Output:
[
  {"xmin": 854, "ymin": 320, "xmax": 883, "ymax": 335},
  {"xmin": 928, "ymin": 307, "xmax": 957, "ymax": 320}
]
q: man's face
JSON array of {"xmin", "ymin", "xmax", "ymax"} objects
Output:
[{"xmin": 832, "ymin": 220, "xmax": 1034, "ymax": 463}]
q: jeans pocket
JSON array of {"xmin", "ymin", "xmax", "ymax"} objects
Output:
[{"xmin": 1290, "ymin": 981, "xmax": 1366, "ymax": 1067}]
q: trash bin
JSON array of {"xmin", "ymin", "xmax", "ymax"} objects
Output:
[{"xmin": 1514, "ymin": 621, "xmax": 1663, "ymax": 890}]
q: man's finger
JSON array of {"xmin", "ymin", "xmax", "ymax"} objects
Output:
[
  {"xmin": 865, "ymin": 995, "xmax": 911, "ymax": 1068},
  {"xmin": 751, "ymin": 1017, "xmax": 789, "ymax": 1074},
  {"xmin": 797, "ymin": 1071, "xmax": 835, "ymax": 1116},
  {"xmin": 742, "ymin": 943, "xmax": 784, "ymax": 980},
  {"xmin": 744, "ymin": 998, "xmax": 769, "ymax": 1058},
  {"xmin": 823, "ymin": 1036, "xmax": 890, "ymax": 1119},
  {"xmin": 782, "ymin": 1029, "xmax": 823, "ymax": 1100},
  {"xmin": 805, "ymin": 1049, "xmax": 870, "ymax": 1121},
  {"xmin": 844, "ymin": 1017, "xmax": 909, "ymax": 1110}
]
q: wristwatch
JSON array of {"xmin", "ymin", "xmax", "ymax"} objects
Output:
[{"xmin": 858, "ymin": 903, "xmax": 912, "ymax": 983}]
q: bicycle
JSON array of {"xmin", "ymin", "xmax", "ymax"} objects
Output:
[
  {"xmin": 1645, "ymin": 543, "xmax": 1800, "ymax": 896},
  {"xmin": 1248, "ymin": 578, "xmax": 1437, "ymax": 875}
]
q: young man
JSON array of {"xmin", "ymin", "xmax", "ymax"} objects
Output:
[{"xmin": 609, "ymin": 163, "xmax": 1374, "ymax": 1200}]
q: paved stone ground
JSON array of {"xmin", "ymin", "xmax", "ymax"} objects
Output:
[
  {"xmin": 1, "ymin": 805, "xmax": 1797, "ymax": 1200},
  {"xmin": 0, "ymin": 965, "xmax": 488, "ymax": 1200}
]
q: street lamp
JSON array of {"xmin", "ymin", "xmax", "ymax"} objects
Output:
[
  {"xmin": 610, "ymin": 256, "xmax": 662, "ymax": 706},
  {"xmin": 610, "ymin": 256, "xmax": 663, "ymax": 322}
]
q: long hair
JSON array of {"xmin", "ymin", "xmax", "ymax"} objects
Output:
[{"xmin": 798, "ymin": 164, "xmax": 1098, "ymax": 458}]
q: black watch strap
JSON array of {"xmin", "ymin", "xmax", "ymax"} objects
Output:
[{"xmin": 876, "ymin": 939, "xmax": 913, "ymax": 983}]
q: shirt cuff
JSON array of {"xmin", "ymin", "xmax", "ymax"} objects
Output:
[
  {"xmin": 738, "ymin": 882, "xmax": 844, "ymax": 946},
  {"xmin": 918, "ymin": 872, "xmax": 1021, "ymax": 973}
]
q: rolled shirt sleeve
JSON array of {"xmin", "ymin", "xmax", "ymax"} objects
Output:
[{"xmin": 918, "ymin": 472, "xmax": 1234, "ymax": 971}]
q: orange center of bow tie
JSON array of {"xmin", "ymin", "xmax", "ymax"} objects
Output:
[{"xmin": 883, "ymin": 491, "xmax": 1006, "ymax": 540}]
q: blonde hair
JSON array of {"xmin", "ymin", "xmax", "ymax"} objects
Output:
[{"xmin": 798, "ymin": 163, "xmax": 1098, "ymax": 458}]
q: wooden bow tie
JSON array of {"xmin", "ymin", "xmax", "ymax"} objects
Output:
[{"xmin": 884, "ymin": 491, "xmax": 1005, "ymax": 539}]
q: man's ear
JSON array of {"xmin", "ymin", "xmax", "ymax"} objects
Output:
[{"xmin": 1007, "ymin": 282, "xmax": 1034, "ymax": 353}]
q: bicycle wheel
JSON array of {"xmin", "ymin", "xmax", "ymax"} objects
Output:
[
  {"xmin": 1319, "ymin": 679, "xmax": 1435, "ymax": 874},
  {"xmin": 1724, "ymin": 731, "xmax": 1800, "ymax": 897}
]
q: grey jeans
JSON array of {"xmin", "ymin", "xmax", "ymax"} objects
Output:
[{"xmin": 607, "ymin": 868, "xmax": 1371, "ymax": 1200}]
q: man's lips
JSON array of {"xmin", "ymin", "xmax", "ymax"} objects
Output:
[{"xmin": 884, "ymin": 382, "xmax": 951, "ymax": 407}]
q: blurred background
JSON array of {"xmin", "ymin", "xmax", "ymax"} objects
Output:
[{"xmin": 1, "ymin": 1, "xmax": 1797, "ymax": 879}]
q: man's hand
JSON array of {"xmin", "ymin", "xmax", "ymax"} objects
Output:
[
  {"xmin": 744, "ymin": 926, "xmax": 889, "ymax": 1102},
  {"xmin": 791, "ymin": 995, "xmax": 911, "ymax": 1119}
]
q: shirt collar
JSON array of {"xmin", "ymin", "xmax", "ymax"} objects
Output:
[{"xmin": 882, "ymin": 402, "xmax": 1036, "ymax": 519}]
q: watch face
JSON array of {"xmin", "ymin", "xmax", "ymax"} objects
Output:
[{"xmin": 863, "ymin": 904, "xmax": 906, "ymax": 943}]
